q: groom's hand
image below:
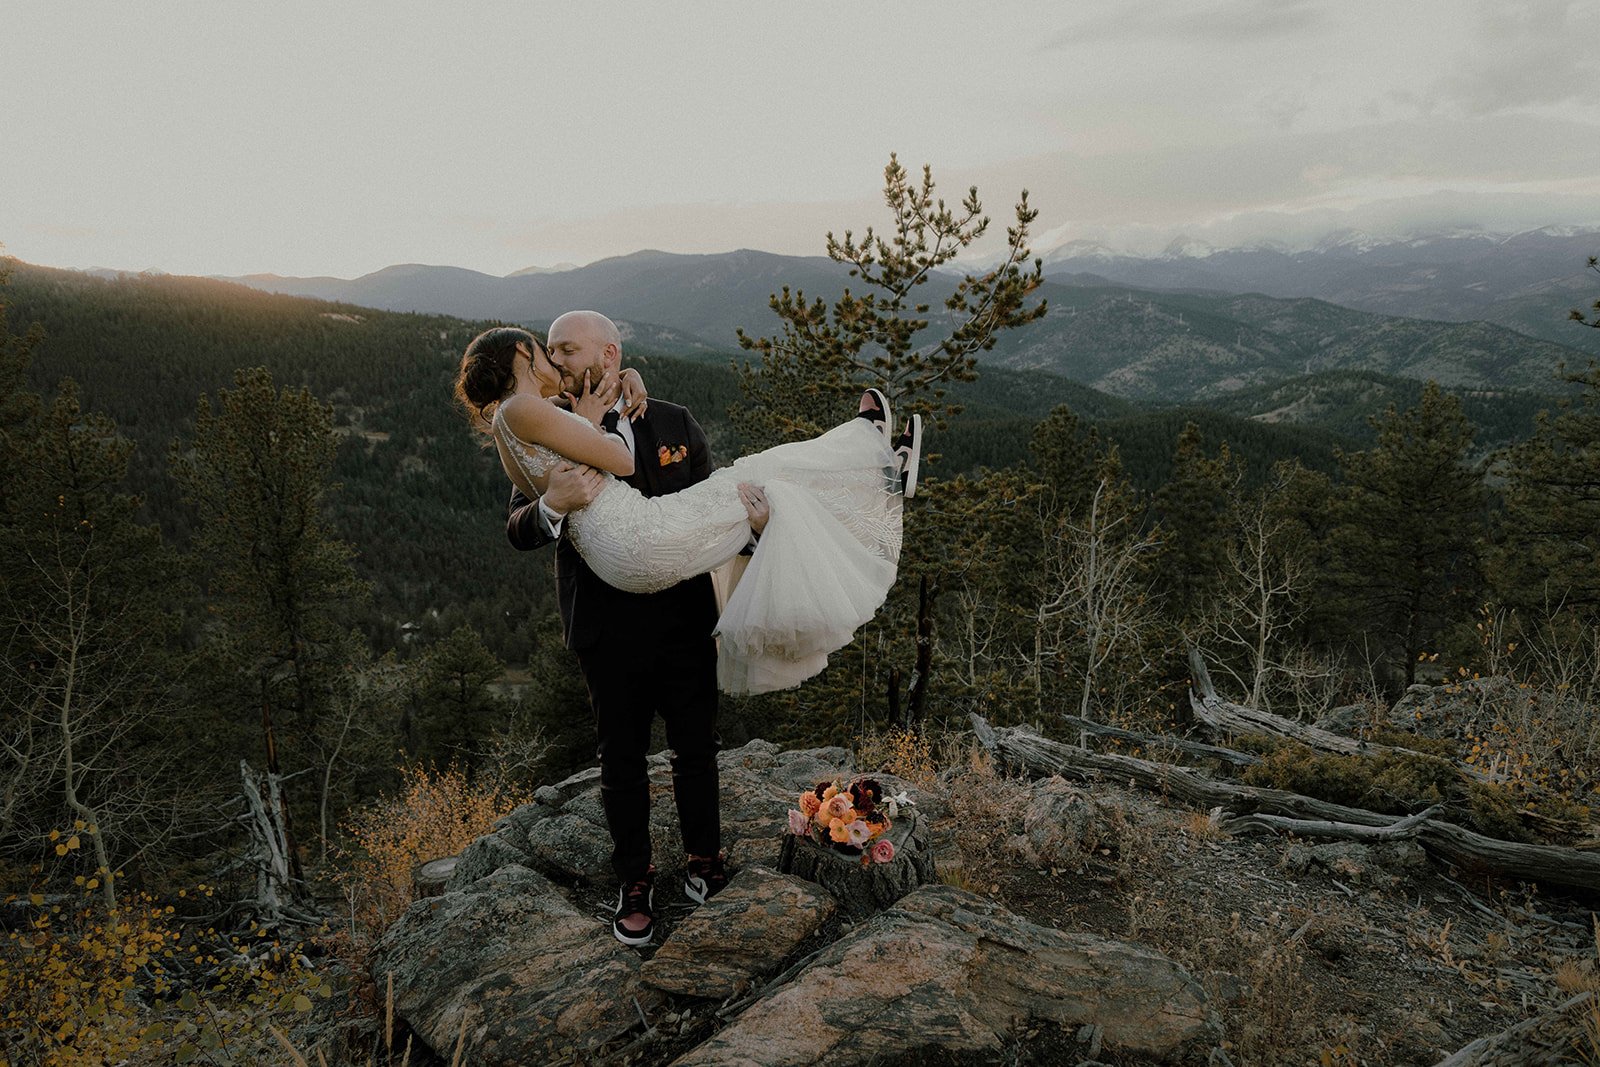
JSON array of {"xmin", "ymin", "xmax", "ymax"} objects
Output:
[
  {"xmin": 738, "ymin": 483, "xmax": 770, "ymax": 536},
  {"xmin": 544, "ymin": 461, "xmax": 606, "ymax": 515}
]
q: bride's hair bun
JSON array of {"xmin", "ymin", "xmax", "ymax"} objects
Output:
[{"xmin": 455, "ymin": 326, "xmax": 539, "ymax": 420}]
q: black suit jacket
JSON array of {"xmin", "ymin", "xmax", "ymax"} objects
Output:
[{"xmin": 506, "ymin": 399, "xmax": 720, "ymax": 653}]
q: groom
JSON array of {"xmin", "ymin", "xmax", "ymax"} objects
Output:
[{"xmin": 506, "ymin": 310, "xmax": 760, "ymax": 946}]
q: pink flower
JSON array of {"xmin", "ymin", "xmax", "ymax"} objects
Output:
[
  {"xmin": 845, "ymin": 819, "xmax": 873, "ymax": 848},
  {"xmin": 822, "ymin": 794, "xmax": 854, "ymax": 822},
  {"xmin": 787, "ymin": 809, "xmax": 809, "ymax": 836},
  {"xmin": 870, "ymin": 839, "xmax": 895, "ymax": 865}
]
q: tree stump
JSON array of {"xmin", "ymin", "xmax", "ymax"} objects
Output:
[
  {"xmin": 412, "ymin": 857, "xmax": 458, "ymax": 898},
  {"xmin": 778, "ymin": 810, "xmax": 936, "ymax": 919}
]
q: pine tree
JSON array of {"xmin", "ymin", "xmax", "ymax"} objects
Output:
[
  {"xmin": 1151, "ymin": 423, "xmax": 1241, "ymax": 631},
  {"xmin": 1493, "ymin": 364, "xmax": 1600, "ymax": 621},
  {"xmin": 1327, "ymin": 383, "xmax": 1486, "ymax": 688},
  {"xmin": 171, "ymin": 367, "xmax": 368, "ymax": 880},
  {"xmin": 410, "ymin": 624, "xmax": 506, "ymax": 770},
  {"xmin": 733, "ymin": 155, "xmax": 1046, "ymax": 448}
]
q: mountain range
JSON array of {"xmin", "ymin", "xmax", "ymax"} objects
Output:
[
  {"xmin": 1041, "ymin": 225, "xmax": 1600, "ymax": 356},
  {"xmin": 219, "ymin": 236, "xmax": 1595, "ymax": 405}
]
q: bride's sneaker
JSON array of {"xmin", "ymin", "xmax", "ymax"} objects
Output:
[
  {"xmin": 684, "ymin": 850, "xmax": 728, "ymax": 905},
  {"xmin": 858, "ymin": 388, "xmax": 893, "ymax": 443},
  {"xmin": 894, "ymin": 414, "xmax": 923, "ymax": 498},
  {"xmin": 612, "ymin": 866, "xmax": 656, "ymax": 946}
]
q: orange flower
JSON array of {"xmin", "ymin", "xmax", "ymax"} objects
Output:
[
  {"xmin": 798, "ymin": 792, "xmax": 822, "ymax": 817},
  {"xmin": 822, "ymin": 794, "xmax": 855, "ymax": 823},
  {"xmin": 828, "ymin": 819, "xmax": 852, "ymax": 843}
]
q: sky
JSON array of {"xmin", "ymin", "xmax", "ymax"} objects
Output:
[{"xmin": 4, "ymin": 0, "xmax": 1600, "ymax": 278}]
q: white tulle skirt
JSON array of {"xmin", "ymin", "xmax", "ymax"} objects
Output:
[{"xmin": 566, "ymin": 418, "xmax": 903, "ymax": 694}]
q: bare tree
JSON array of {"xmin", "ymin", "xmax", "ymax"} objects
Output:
[
  {"xmin": 1203, "ymin": 476, "xmax": 1312, "ymax": 711},
  {"xmin": 1036, "ymin": 477, "xmax": 1163, "ymax": 741},
  {"xmin": 0, "ymin": 387, "xmax": 190, "ymax": 909}
]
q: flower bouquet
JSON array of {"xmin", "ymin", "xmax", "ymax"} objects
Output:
[{"xmin": 786, "ymin": 777, "xmax": 911, "ymax": 868}]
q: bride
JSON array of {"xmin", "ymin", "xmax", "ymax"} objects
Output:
[{"xmin": 454, "ymin": 326, "xmax": 921, "ymax": 694}]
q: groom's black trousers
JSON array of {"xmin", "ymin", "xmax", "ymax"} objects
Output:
[{"xmin": 577, "ymin": 632, "xmax": 721, "ymax": 883}]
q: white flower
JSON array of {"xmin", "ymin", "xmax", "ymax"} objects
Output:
[{"xmin": 885, "ymin": 790, "xmax": 915, "ymax": 819}]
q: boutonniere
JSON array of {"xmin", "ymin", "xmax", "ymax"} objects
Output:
[{"xmin": 657, "ymin": 444, "xmax": 689, "ymax": 467}]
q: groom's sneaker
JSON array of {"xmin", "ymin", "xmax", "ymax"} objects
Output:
[
  {"xmin": 894, "ymin": 414, "xmax": 923, "ymax": 499},
  {"xmin": 684, "ymin": 850, "xmax": 728, "ymax": 905},
  {"xmin": 858, "ymin": 388, "xmax": 893, "ymax": 442},
  {"xmin": 612, "ymin": 866, "xmax": 656, "ymax": 947}
]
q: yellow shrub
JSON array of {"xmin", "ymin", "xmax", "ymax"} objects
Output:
[
  {"xmin": 337, "ymin": 763, "xmax": 528, "ymax": 936},
  {"xmin": 0, "ymin": 851, "xmax": 324, "ymax": 1066}
]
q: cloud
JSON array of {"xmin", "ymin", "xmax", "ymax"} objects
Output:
[
  {"xmin": 1043, "ymin": 0, "xmax": 1325, "ymax": 48},
  {"xmin": 1425, "ymin": 0, "xmax": 1600, "ymax": 116}
]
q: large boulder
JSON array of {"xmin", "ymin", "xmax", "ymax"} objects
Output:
[
  {"xmin": 672, "ymin": 884, "xmax": 1219, "ymax": 1067},
  {"xmin": 640, "ymin": 865, "xmax": 838, "ymax": 1000},
  {"xmin": 371, "ymin": 864, "xmax": 664, "ymax": 1064}
]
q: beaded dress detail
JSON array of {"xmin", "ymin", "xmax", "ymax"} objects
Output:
[{"xmin": 492, "ymin": 405, "xmax": 902, "ymax": 694}]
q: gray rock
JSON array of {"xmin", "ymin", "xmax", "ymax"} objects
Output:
[
  {"xmin": 523, "ymin": 812, "xmax": 614, "ymax": 883},
  {"xmin": 372, "ymin": 864, "xmax": 664, "ymax": 1064},
  {"xmin": 445, "ymin": 831, "xmax": 532, "ymax": 892},
  {"xmin": 641, "ymin": 865, "xmax": 837, "ymax": 999},
  {"xmin": 672, "ymin": 884, "xmax": 1218, "ymax": 1067},
  {"xmin": 1313, "ymin": 702, "xmax": 1371, "ymax": 735},
  {"xmin": 1007, "ymin": 775, "xmax": 1105, "ymax": 871},
  {"xmin": 1389, "ymin": 677, "xmax": 1520, "ymax": 740},
  {"xmin": 1280, "ymin": 839, "xmax": 1427, "ymax": 888}
]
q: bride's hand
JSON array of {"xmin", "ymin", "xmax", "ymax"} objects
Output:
[
  {"xmin": 620, "ymin": 368, "xmax": 649, "ymax": 421},
  {"xmin": 564, "ymin": 370, "xmax": 614, "ymax": 428}
]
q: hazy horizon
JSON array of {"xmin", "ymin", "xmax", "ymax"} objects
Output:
[{"xmin": 6, "ymin": 0, "xmax": 1600, "ymax": 279}]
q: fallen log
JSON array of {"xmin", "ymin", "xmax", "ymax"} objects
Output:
[
  {"xmin": 1431, "ymin": 991, "xmax": 1595, "ymax": 1066},
  {"xmin": 1057, "ymin": 714, "xmax": 1260, "ymax": 770},
  {"xmin": 971, "ymin": 715, "xmax": 1600, "ymax": 893},
  {"xmin": 1222, "ymin": 804, "xmax": 1440, "ymax": 843},
  {"xmin": 1187, "ymin": 647, "xmax": 1496, "ymax": 783}
]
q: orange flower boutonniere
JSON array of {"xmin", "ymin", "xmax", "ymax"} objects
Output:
[{"xmin": 657, "ymin": 444, "xmax": 689, "ymax": 467}]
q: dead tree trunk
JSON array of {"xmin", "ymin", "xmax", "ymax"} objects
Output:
[
  {"xmin": 1188, "ymin": 647, "xmax": 1495, "ymax": 782},
  {"xmin": 971, "ymin": 715, "xmax": 1600, "ymax": 893},
  {"xmin": 240, "ymin": 759, "xmax": 295, "ymax": 925}
]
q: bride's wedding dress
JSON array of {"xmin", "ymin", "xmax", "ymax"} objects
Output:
[{"xmin": 492, "ymin": 406, "xmax": 903, "ymax": 695}]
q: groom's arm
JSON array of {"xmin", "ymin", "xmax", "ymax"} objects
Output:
[
  {"xmin": 506, "ymin": 462, "xmax": 605, "ymax": 551},
  {"xmin": 506, "ymin": 486, "xmax": 556, "ymax": 551}
]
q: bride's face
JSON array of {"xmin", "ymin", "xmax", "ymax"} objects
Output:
[{"xmin": 521, "ymin": 340, "xmax": 562, "ymax": 399}]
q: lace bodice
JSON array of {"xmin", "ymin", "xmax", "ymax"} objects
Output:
[{"xmin": 491, "ymin": 404, "xmax": 583, "ymax": 484}]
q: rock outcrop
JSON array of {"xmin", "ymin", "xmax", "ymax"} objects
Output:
[
  {"xmin": 373, "ymin": 740, "xmax": 1219, "ymax": 1066},
  {"xmin": 675, "ymin": 884, "xmax": 1220, "ymax": 1067}
]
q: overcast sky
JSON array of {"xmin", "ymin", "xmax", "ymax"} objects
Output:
[{"xmin": 4, "ymin": 0, "xmax": 1599, "ymax": 278}]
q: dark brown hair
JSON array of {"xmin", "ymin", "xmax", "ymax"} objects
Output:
[{"xmin": 454, "ymin": 326, "xmax": 539, "ymax": 420}]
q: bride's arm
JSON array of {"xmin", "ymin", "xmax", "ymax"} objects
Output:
[
  {"xmin": 498, "ymin": 395, "xmax": 636, "ymax": 478},
  {"xmin": 620, "ymin": 367, "xmax": 648, "ymax": 421}
]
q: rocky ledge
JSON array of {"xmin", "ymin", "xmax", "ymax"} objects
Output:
[{"xmin": 370, "ymin": 740, "xmax": 1220, "ymax": 1065}]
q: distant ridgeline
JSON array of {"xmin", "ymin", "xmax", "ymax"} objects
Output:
[{"xmin": 4, "ymin": 257, "xmax": 1578, "ymax": 650}]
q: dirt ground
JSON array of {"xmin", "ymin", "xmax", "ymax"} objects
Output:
[{"xmin": 948, "ymin": 782, "xmax": 1598, "ymax": 1066}]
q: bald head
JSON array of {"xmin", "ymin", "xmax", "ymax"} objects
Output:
[{"xmin": 546, "ymin": 310, "xmax": 622, "ymax": 390}]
